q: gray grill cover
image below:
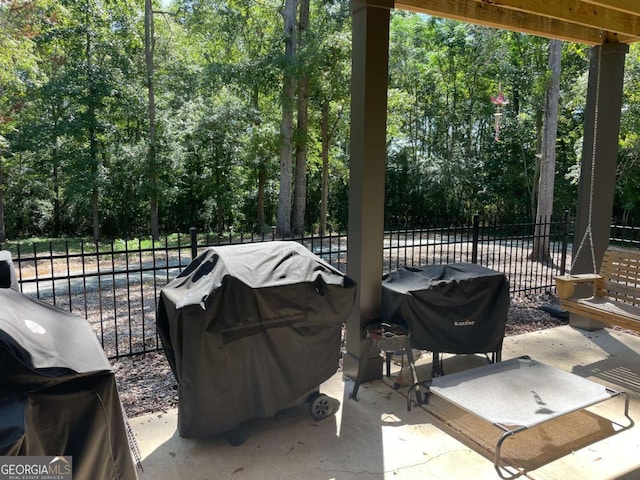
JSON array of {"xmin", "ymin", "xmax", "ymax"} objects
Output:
[
  {"xmin": 381, "ymin": 263, "xmax": 509, "ymax": 353},
  {"xmin": 157, "ymin": 241, "xmax": 356, "ymax": 438},
  {"xmin": 0, "ymin": 288, "xmax": 137, "ymax": 480},
  {"xmin": 0, "ymin": 251, "xmax": 18, "ymax": 289}
]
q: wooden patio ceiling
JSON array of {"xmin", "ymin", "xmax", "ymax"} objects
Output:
[{"xmin": 394, "ymin": 0, "xmax": 640, "ymax": 45}]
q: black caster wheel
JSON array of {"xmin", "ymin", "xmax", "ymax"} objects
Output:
[
  {"xmin": 227, "ymin": 427, "xmax": 245, "ymax": 446},
  {"xmin": 308, "ymin": 393, "xmax": 333, "ymax": 420}
]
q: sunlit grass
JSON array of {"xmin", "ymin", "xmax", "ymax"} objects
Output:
[
  {"xmin": 0, "ymin": 233, "xmax": 193, "ymax": 255},
  {"xmin": 0, "ymin": 229, "xmax": 285, "ymax": 255}
]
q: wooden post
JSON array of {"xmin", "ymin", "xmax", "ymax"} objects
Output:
[
  {"xmin": 343, "ymin": 0, "xmax": 392, "ymax": 383},
  {"xmin": 571, "ymin": 42, "xmax": 628, "ymax": 330}
]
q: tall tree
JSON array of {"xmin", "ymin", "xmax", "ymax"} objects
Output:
[
  {"xmin": 292, "ymin": 0, "xmax": 309, "ymax": 235},
  {"xmin": 0, "ymin": 0, "xmax": 41, "ymax": 241},
  {"xmin": 310, "ymin": 1, "xmax": 350, "ymax": 234},
  {"xmin": 145, "ymin": 0, "xmax": 159, "ymax": 240},
  {"xmin": 532, "ymin": 39, "xmax": 562, "ymax": 262},
  {"xmin": 81, "ymin": 0, "xmax": 101, "ymax": 240},
  {"xmin": 617, "ymin": 44, "xmax": 640, "ymax": 223},
  {"xmin": 276, "ymin": 0, "xmax": 297, "ymax": 236}
]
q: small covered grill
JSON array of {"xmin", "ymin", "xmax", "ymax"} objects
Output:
[
  {"xmin": 157, "ymin": 241, "xmax": 356, "ymax": 441},
  {"xmin": 381, "ymin": 263, "xmax": 509, "ymax": 376},
  {"xmin": 0, "ymin": 288, "xmax": 139, "ymax": 480}
]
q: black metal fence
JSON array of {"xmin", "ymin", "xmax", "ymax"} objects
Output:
[
  {"xmin": 382, "ymin": 213, "xmax": 572, "ymax": 296},
  {"xmin": 6, "ymin": 213, "xmax": 635, "ymax": 360},
  {"xmin": 610, "ymin": 219, "xmax": 640, "ymax": 248}
]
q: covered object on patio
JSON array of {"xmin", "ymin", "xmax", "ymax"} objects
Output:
[
  {"xmin": 0, "ymin": 288, "xmax": 138, "ymax": 480},
  {"xmin": 381, "ymin": 263, "xmax": 509, "ymax": 355},
  {"xmin": 381, "ymin": 263, "xmax": 509, "ymax": 376},
  {"xmin": 157, "ymin": 241, "xmax": 356, "ymax": 438}
]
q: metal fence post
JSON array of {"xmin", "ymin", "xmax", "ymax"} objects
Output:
[
  {"xmin": 190, "ymin": 227, "xmax": 198, "ymax": 260},
  {"xmin": 471, "ymin": 213, "xmax": 480, "ymax": 264},
  {"xmin": 560, "ymin": 210, "xmax": 569, "ymax": 275}
]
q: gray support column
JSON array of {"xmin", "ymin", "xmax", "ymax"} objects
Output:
[
  {"xmin": 343, "ymin": 0, "xmax": 392, "ymax": 382},
  {"xmin": 571, "ymin": 42, "xmax": 628, "ymax": 330}
]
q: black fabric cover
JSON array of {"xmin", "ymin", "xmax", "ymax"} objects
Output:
[
  {"xmin": 381, "ymin": 263, "xmax": 509, "ymax": 354},
  {"xmin": 157, "ymin": 241, "xmax": 356, "ymax": 438},
  {"xmin": 0, "ymin": 251, "xmax": 18, "ymax": 290},
  {"xmin": 0, "ymin": 288, "xmax": 138, "ymax": 480}
]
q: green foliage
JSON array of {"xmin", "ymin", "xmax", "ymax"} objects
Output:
[
  {"xmin": 617, "ymin": 43, "xmax": 640, "ymax": 222},
  {"xmin": 384, "ymin": 16, "xmax": 591, "ymax": 226},
  {"xmin": 1, "ymin": 2, "xmax": 636, "ymax": 240}
]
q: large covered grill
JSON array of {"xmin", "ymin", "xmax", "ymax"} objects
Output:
[
  {"xmin": 157, "ymin": 241, "xmax": 356, "ymax": 439},
  {"xmin": 381, "ymin": 263, "xmax": 509, "ymax": 375}
]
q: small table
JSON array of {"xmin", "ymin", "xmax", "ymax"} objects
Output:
[{"xmin": 429, "ymin": 356, "xmax": 633, "ymax": 476}]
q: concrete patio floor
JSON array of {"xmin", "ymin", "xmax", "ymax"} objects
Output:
[{"xmin": 130, "ymin": 325, "xmax": 640, "ymax": 479}]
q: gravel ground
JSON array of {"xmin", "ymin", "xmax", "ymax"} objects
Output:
[{"xmin": 113, "ymin": 293, "xmax": 569, "ymax": 419}]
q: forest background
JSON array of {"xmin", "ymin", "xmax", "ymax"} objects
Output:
[{"xmin": 2, "ymin": 0, "xmax": 640, "ymax": 243}]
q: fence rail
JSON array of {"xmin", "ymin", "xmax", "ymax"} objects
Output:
[
  {"xmin": 382, "ymin": 214, "xmax": 572, "ymax": 296},
  {"xmin": 5, "ymin": 214, "xmax": 637, "ymax": 360}
]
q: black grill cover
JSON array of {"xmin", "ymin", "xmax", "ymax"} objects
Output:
[
  {"xmin": 157, "ymin": 241, "xmax": 356, "ymax": 438},
  {"xmin": 381, "ymin": 263, "xmax": 509, "ymax": 354},
  {"xmin": 0, "ymin": 289, "xmax": 138, "ymax": 480}
]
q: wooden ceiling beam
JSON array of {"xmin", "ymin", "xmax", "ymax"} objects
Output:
[
  {"xmin": 470, "ymin": 0, "xmax": 640, "ymax": 37},
  {"xmin": 395, "ymin": 0, "xmax": 639, "ymax": 44},
  {"xmin": 582, "ymin": 0, "xmax": 640, "ymax": 16}
]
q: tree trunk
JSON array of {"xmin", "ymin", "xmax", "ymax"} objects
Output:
[
  {"xmin": 86, "ymin": 7, "xmax": 100, "ymax": 242},
  {"xmin": 276, "ymin": 0, "xmax": 297, "ymax": 237},
  {"xmin": 319, "ymin": 101, "xmax": 330, "ymax": 236},
  {"xmin": 532, "ymin": 39, "xmax": 562, "ymax": 262},
  {"xmin": 215, "ymin": 160, "xmax": 224, "ymax": 234},
  {"xmin": 145, "ymin": 0, "xmax": 159, "ymax": 240},
  {"xmin": 53, "ymin": 161, "xmax": 60, "ymax": 236},
  {"xmin": 91, "ymin": 183, "xmax": 100, "ymax": 241},
  {"xmin": 292, "ymin": 0, "xmax": 309, "ymax": 235},
  {"xmin": 257, "ymin": 165, "xmax": 266, "ymax": 230},
  {"xmin": 251, "ymin": 87, "xmax": 267, "ymax": 232},
  {"xmin": 48, "ymin": 104, "xmax": 62, "ymax": 236},
  {"xmin": 0, "ymin": 156, "xmax": 5, "ymax": 243},
  {"xmin": 531, "ymin": 107, "xmax": 543, "ymax": 221}
]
